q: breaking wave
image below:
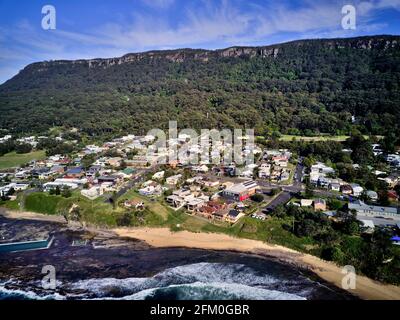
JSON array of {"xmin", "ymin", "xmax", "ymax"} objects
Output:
[{"xmin": 1, "ymin": 263, "xmax": 312, "ymax": 300}]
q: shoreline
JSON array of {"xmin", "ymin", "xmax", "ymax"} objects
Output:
[
  {"xmin": 114, "ymin": 228, "xmax": 400, "ymax": 300},
  {"xmin": 2, "ymin": 209, "xmax": 400, "ymax": 300}
]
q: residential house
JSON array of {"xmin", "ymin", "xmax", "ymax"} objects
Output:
[
  {"xmin": 139, "ymin": 182, "xmax": 162, "ymax": 197},
  {"xmin": 50, "ymin": 165, "xmax": 66, "ymax": 175},
  {"xmin": 0, "ymin": 183, "xmax": 30, "ymax": 195},
  {"xmin": 366, "ymin": 190, "xmax": 378, "ymax": 201},
  {"xmin": 97, "ymin": 175, "xmax": 120, "ymax": 185},
  {"xmin": 378, "ymin": 174, "xmax": 400, "ymax": 188},
  {"xmin": 192, "ymin": 165, "xmax": 209, "ymax": 173},
  {"xmin": 86, "ymin": 165, "xmax": 102, "ymax": 178},
  {"xmin": 329, "ymin": 182, "xmax": 341, "ymax": 192},
  {"xmin": 65, "ymin": 167, "xmax": 85, "ymax": 179},
  {"xmin": 166, "ymin": 174, "xmax": 182, "ymax": 186},
  {"xmin": 43, "ymin": 181, "xmax": 78, "ymax": 192},
  {"xmin": 81, "ymin": 186, "xmax": 104, "ymax": 200},
  {"xmin": 272, "ymin": 156, "xmax": 288, "ymax": 167},
  {"xmin": 341, "ymin": 184, "xmax": 353, "ymax": 195},
  {"xmin": 280, "ymin": 170, "xmax": 290, "ymax": 182},
  {"xmin": 197, "ymin": 201, "xmax": 227, "ymax": 220},
  {"xmin": 14, "ymin": 170, "xmax": 30, "ymax": 179},
  {"xmin": 31, "ymin": 167, "xmax": 51, "ymax": 180},
  {"xmin": 314, "ymin": 199, "xmax": 327, "ymax": 211},
  {"xmin": 200, "ymin": 178, "xmax": 220, "ymax": 188},
  {"xmin": 152, "ymin": 171, "xmax": 165, "ymax": 180},
  {"xmin": 300, "ymin": 199, "xmax": 313, "ymax": 207},
  {"xmin": 186, "ymin": 197, "xmax": 208, "ymax": 212},
  {"xmin": 359, "ymin": 219, "xmax": 375, "ymax": 233},
  {"xmin": 310, "ymin": 162, "xmax": 335, "ymax": 186},
  {"xmin": 124, "ymin": 199, "xmax": 145, "ymax": 210},
  {"xmin": 350, "ymin": 183, "xmax": 364, "ymax": 197},
  {"xmin": 107, "ymin": 157, "xmax": 122, "ymax": 168},
  {"xmin": 258, "ymin": 163, "xmax": 271, "ymax": 179},
  {"xmin": 225, "ymin": 209, "xmax": 244, "ymax": 224},
  {"xmin": 119, "ymin": 168, "xmax": 135, "ymax": 179}
]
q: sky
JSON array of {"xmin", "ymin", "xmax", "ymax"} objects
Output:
[{"xmin": 0, "ymin": 0, "xmax": 400, "ymax": 83}]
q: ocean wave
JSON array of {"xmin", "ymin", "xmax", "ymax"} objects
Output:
[
  {"xmin": 69, "ymin": 262, "xmax": 309, "ymax": 300},
  {"xmin": 0, "ymin": 262, "xmax": 313, "ymax": 300},
  {"xmin": 0, "ymin": 284, "xmax": 65, "ymax": 300},
  {"xmin": 103, "ymin": 282, "xmax": 306, "ymax": 300}
]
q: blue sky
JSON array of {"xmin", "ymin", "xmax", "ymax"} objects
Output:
[{"xmin": 1, "ymin": 0, "xmax": 400, "ymax": 83}]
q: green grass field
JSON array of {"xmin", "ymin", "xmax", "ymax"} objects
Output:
[
  {"xmin": 0, "ymin": 150, "xmax": 46, "ymax": 169},
  {"xmin": 24, "ymin": 193, "xmax": 63, "ymax": 215},
  {"xmin": 279, "ymin": 134, "xmax": 383, "ymax": 142},
  {"xmin": 14, "ymin": 190, "xmax": 317, "ymax": 254},
  {"xmin": 279, "ymin": 135, "xmax": 350, "ymax": 142}
]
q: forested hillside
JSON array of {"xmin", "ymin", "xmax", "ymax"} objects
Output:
[{"xmin": 1, "ymin": 35, "xmax": 399, "ymax": 138}]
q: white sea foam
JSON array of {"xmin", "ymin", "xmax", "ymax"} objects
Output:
[
  {"xmin": 69, "ymin": 262, "xmax": 309, "ymax": 300},
  {"xmin": 0, "ymin": 262, "xmax": 314, "ymax": 300},
  {"xmin": 106, "ymin": 282, "xmax": 306, "ymax": 300},
  {"xmin": 0, "ymin": 284, "xmax": 65, "ymax": 300}
]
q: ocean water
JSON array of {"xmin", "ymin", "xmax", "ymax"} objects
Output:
[
  {"xmin": 0, "ymin": 217, "xmax": 355, "ymax": 300},
  {"xmin": 0, "ymin": 263, "xmax": 309, "ymax": 300}
]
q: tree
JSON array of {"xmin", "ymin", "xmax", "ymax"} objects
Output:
[
  {"xmin": 15, "ymin": 143, "xmax": 32, "ymax": 154},
  {"xmin": 117, "ymin": 211, "xmax": 133, "ymax": 227},
  {"xmin": 305, "ymin": 183, "xmax": 314, "ymax": 198},
  {"xmin": 81, "ymin": 154, "xmax": 96, "ymax": 169},
  {"xmin": 250, "ymin": 194, "xmax": 264, "ymax": 203},
  {"xmin": 61, "ymin": 188, "xmax": 72, "ymax": 198},
  {"xmin": 271, "ymin": 205, "xmax": 286, "ymax": 218}
]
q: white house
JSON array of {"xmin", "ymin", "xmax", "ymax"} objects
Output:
[
  {"xmin": 366, "ymin": 190, "xmax": 378, "ymax": 201},
  {"xmin": 152, "ymin": 171, "xmax": 165, "ymax": 180},
  {"xmin": 81, "ymin": 186, "xmax": 104, "ymax": 200},
  {"xmin": 166, "ymin": 174, "xmax": 182, "ymax": 185},
  {"xmin": 350, "ymin": 183, "xmax": 364, "ymax": 197},
  {"xmin": 258, "ymin": 163, "xmax": 271, "ymax": 179}
]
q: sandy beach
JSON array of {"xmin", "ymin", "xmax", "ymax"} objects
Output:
[
  {"xmin": 0, "ymin": 208, "xmax": 67, "ymax": 224},
  {"xmin": 114, "ymin": 227, "xmax": 400, "ymax": 300},
  {"xmin": 3, "ymin": 208, "xmax": 400, "ymax": 300}
]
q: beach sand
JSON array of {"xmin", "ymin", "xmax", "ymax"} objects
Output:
[
  {"xmin": 3, "ymin": 208, "xmax": 400, "ymax": 300},
  {"xmin": 114, "ymin": 227, "xmax": 400, "ymax": 300}
]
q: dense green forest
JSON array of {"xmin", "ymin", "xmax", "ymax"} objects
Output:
[{"xmin": 0, "ymin": 35, "xmax": 399, "ymax": 138}]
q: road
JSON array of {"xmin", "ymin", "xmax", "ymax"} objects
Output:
[
  {"xmin": 262, "ymin": 191, "xmax": 292, "ymax": 213},
  {"xmin": 104, "ymin": 165, "xmax": 159, "ymax": 203}
]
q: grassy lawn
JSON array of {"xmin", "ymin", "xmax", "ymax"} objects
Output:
[
  {"xmin": 0, "ymin": 199, "xmax": 20, "ymax": 210},
  {"xmin": 118, "ymin": 189, "xmax": 169, "ymax": 220},
  {"xmin": 279, "ymin": 134, "xmax": 383, "ymax": 142},
  {"xmin": 24, "ymin": 193, "xmax": 63, "ymax": 215},
  {"xmin": 279, "ymin": 135, "xmax": 350, "ymax": 142},
  {"xmin": 18, "ymin": 190, "xmax": 315, "ymax": 254},
  {"xmin": 0, "ymin": 150, "xmax": 46, "ymax": 169}
]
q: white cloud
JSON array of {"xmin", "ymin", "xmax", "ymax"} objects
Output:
[{"xmin": 1, "ymin": 0, "xmax": 399, "ymax": 84}]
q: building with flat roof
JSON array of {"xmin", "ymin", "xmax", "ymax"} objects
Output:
[
  {"xmin": 222, "ymin": 180, "xmax": 258, "ymax": 202},
  {"xmin": 349, "ymin": 200, "xmax": 399, "ymax": 219}
]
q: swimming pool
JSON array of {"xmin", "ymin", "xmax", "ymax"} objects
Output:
[{"xmin": 0, "ymin": 236, "xmax": 54, "ymax": 253}]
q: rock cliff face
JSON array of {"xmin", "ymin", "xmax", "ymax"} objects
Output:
[
  {"xmin": 1, "ymin": 35, "xmax": 399, "ymax": 135},
  {"xmin": 20, "ymin": 35, "xmax": 400, "ymax": 73}
]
